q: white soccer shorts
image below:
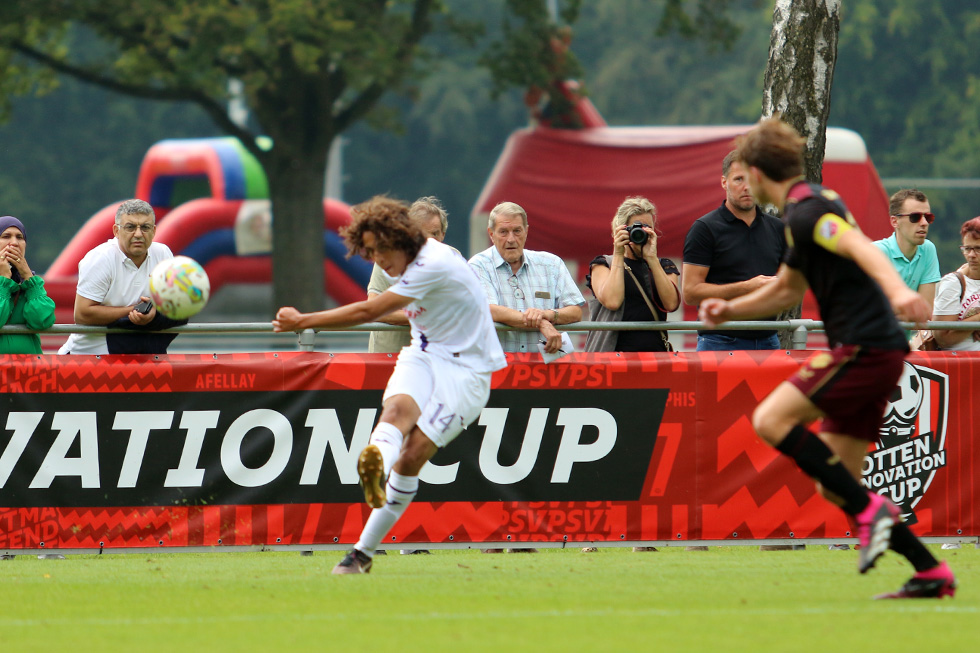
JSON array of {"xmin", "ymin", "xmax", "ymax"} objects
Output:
[{"xmin": 383, "ymin": 347, "xmax": 492, "ymax": 448}]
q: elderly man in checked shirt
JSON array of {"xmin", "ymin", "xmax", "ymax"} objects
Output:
[{"xmin": 469, "ymin": 201, "xmax": 585, "ymax": 355}]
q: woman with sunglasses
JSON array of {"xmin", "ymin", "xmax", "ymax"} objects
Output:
[
  {"xmin": 0, "ymin": 215, "xmax": 56, "ymax": 354},
  {"xmin": 931, "ymin": 217, "xmax": 980, "ymax": 350}
]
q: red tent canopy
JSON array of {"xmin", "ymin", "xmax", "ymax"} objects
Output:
[{"xmin": 470, "ymin": 125, "xmax": 891, "ymax": 277}]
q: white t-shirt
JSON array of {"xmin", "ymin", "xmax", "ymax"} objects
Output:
[
  {"xmin": 388, "ymin": 240, "xmax": 507, "ymax": 373},
  {"xmin": 59, "ymin": 239, "xmax": 175, "ymax": 355},
  {"xmin": 932, "ymin": 272, "xmax": 980, "ymax": 351}
]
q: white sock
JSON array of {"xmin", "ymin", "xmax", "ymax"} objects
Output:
[
  {"xmin": 370, "ymin": 422, "xmax": 404, "ymax": 479},
  {"xmin": 355, "ymin": 471, "xmax": 419, "ymax": 557}
]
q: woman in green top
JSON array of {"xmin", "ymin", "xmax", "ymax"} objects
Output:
[{"xmin": 0, "ymin": 215, "xmax": 55, "ymax": 354}]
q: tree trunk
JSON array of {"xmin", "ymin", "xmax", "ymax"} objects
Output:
[
  {"xmin": 763, "ymin": 0, "xmax": 841, "ymax": 182},
  {"xmin": 254, "ymin": 63, "xmax": 337, "ymax": 315},
  {"xmin": 264, "ymin": 146, "xmax": 330, "ymax": 314},
  {"xmin": 762, "ymin": 0, "xmax": 841, "ymax": 346}
]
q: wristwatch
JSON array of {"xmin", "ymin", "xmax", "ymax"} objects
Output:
[{"xmin": 552, "ymin": 309, "xmax": 560, "ymax": 323}]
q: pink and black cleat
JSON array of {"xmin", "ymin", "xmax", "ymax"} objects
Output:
[
  {"xmin": 875, "ymin": 561, "xmax": 957, "ymax": 599},
  {"xmin": 855, "ymin": 491, "xmax": 900, "ymax": 574}
]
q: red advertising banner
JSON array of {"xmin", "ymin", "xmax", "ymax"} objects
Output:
[{"xmin": 0, "ymin": 351, "xmax": 975, "ymax": 552}]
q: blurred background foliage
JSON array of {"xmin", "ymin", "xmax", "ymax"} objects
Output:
[{"xmin": 1, "ymin": 0, "xmax": 979, "ymax": 273}]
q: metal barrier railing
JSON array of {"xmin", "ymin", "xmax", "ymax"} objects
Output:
[{"xmin": 4, "ymin": 319, "xmax": 974, "ymax": 352}]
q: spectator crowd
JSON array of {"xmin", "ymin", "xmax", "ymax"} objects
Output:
[{"xmin": 6, "ymin": 156, "xmax": 976, "ymax": 358}]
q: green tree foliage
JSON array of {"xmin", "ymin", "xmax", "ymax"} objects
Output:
[
  {"xmin": 480, "ymin": 0, "xmax": 583, "ymax": 98},
  {"xmin": 342, "ymin": 64, "xmax": 528, "ymax": 255},
  {"xmin": 0, "ymin": 0, "xmax": 449, "ymax": 312},
  {"xmin": 658, "ymin": 0, "xmax": 749, "ymax": 52},
  {"xmin": 573, "ymin": 1, "xmax": 770, "ymax": 125},
  {"xmin": 3, "ymin": 0, "xmax": 979, "ymax": 289},
  {"xmin": 0, "ymin": 70, "xmax": 217, "ymax": 268},
  {"xmin": 829, "ymin": 0, "xmax": 980, "ymax": 270},
  {"xmin": 346, "ymin": 0, "xmax": 772, "ymax": 253}
]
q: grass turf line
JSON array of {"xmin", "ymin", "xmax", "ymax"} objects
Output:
[{"xmin": 0, "ymin": 545, "xmax": 975, "ymax": 652}]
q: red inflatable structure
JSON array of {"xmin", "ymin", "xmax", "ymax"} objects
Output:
[
  {"xmin": 471, "ymin": 125, "xmax": 890, "ymax": 268},
  {"xmin": 43, "ymin": 138, "xmax": 369, "ymax": 323},
  {"xmin": 470, "ymin": 123, "xmax": 891, "ymax": 346}
]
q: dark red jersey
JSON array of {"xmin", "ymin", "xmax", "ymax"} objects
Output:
[{"xmin": 782, "ymin": 181, "xmax": 908, "ymax": 350}]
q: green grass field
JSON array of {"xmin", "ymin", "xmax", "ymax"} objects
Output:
[{"xmin": 0, "ymin": 545, "xmax": 975, "ymax": 652}]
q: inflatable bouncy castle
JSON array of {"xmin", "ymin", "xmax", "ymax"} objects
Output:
[{"xmin": 44, "ymin": 137, "xmax": 370, "ymax": 323}]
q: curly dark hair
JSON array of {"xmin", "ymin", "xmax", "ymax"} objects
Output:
[{"xmin": 342, "ymin": 196, "xmax": 426, "ymax": 261}]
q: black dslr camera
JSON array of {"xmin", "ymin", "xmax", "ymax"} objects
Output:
[{"xmin": 627, "ymin": 222, "xmax": 649, "ymax": 246}]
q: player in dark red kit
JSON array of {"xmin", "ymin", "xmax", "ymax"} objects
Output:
[{"xmin": 700, "ymin": 118, "xmax": 956, "ymax": 599}]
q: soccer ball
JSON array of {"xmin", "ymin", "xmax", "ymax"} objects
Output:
[
  {"xmin": 149, "ymin": 256, "xmax": 210, "ymax": 320},
  {"xmin": 883, "ymin": 362, "xmax": 923, "ymax": 424}
]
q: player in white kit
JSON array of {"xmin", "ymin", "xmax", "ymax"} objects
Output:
[{"xmin": 273, "ymin": 196, "xmax": 507, "ymax": 573}]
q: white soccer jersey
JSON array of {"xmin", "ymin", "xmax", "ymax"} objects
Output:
[{"xmin": 388, "ymin": 240, "xmax": 507, "ymax": 373}]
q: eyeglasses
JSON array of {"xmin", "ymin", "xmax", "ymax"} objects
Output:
[
  {"xmin": 507, "ymin": 276, "xmax": 525, "ymax": 300},
  {"xmin": 893, "ymin": 212, "xmax": 935, "ymax": 224},
  {"xmin": 120, "ymin": 223, "xmax": 156, "ymax": 233},
  {"xmin": 119, "ymin": 222, "xmax": 157, "ymax": 234},
  {"xmin": 960, "ymin": 246, "xmax": 980, "ymax": 255}
]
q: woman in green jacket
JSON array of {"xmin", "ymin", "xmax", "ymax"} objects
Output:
[{"xmin": 0, "ymin": 215, "xmax": 55, "ymax": 354}]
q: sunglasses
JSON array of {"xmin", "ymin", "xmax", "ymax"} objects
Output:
[{"xmin": 893, "ymin": 212, "xmax": 935, "ymax": 224}]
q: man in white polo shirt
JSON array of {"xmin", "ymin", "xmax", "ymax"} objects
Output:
[{"xmin": 59, "ymin": 199, "xmax": 175, "ymax": 355}]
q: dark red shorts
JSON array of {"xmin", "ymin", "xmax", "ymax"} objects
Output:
[{"xmin": 788, "ymin": 345, "xmax": 906, "ymax": 442}]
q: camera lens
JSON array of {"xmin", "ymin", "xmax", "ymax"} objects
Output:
[{"xmin": 628, "ymin": 224, "xmax": 648, "ymax": 245}]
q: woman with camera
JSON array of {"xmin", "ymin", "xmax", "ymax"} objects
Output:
[
  {"xmin": 930, "ymin": 216, "xmax": 980, "ymax": 351},
  {"xmin": 585, "ymin": 196, "xmax": 680, "ymax": 352}
]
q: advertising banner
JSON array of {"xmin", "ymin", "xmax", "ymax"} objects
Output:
[{"xmin": 0, "ymin": 351, "xmax": 975, "ymax": 551}]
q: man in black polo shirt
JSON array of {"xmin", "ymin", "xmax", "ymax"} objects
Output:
[
  {"xmin": 683, "ymin": 150, "xmax": 786, "ymax": 350},
  {"xmin": 700, "ymin": 118, "xmax": 956, "ymax": 600}
]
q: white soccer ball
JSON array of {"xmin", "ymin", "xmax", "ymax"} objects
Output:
[
  {"xmin": 883, "ymin": 362, "xmax": 923, "ymax": 424},
  {"xmin": 149, "ymin": 256, "xmax": 210, "ymax": 320}
]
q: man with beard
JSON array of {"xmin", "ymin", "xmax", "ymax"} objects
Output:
[{"xmin": 683, "ymin": 150, "xmax": 786, "ymax": 351}]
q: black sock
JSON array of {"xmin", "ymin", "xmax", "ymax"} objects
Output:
[
  {"xmin": 889, "ymin": 521, "xmax": 938, "ymax": 572},
  {"xmin": 774, "ymin": 425, "xmax": 869, "ymax": 515}
]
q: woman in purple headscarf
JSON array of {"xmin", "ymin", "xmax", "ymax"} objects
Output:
[{"xmin": 0, "ymin": 215, "xmax": 55, "ymax": 353}]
